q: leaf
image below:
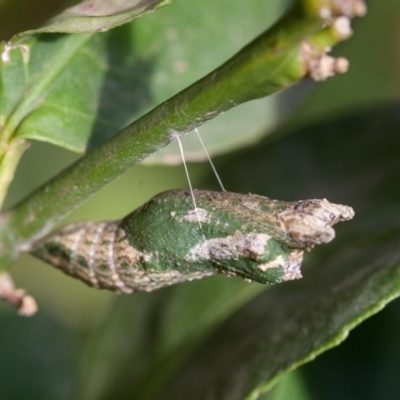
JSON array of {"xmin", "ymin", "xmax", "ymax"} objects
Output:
[
  {"xmin": 157, "ymin": 223, "xmax": 400, "ymax": 399},
  {"xmin": 1, "ymin": 0, "xmax": 288, "ymax": 157},
  {"xmin": 14, "ymin": 0, "xmax": 174, "ymax": 36},
  {"xmin": 263, "ymin": 371, "xmax": 311, "ymax": 400},
  {"xmin": 301, "ymin": 298, "xmax": 400, "ymax": 400},
  {"xmin": 142, "ymin": 101, "xmax": 400, "ymax": 399},
  {"xmin": 0, "ymin": 0, "xmax": 173, "ymax": 153},
  {"xmin": 0, "ymin": 309, "xmax": 81, "ymax": 400},
  {"xmin": 76, "ymin": 278, "xmax": 265, "ymax": 400}
]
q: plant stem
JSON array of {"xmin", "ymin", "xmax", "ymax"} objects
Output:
[
  {"xmin": 0, "ymin": 139, "xmax": 30, "ymax": 209},
  {"xmin": 0, "ymin": 0, "xmax": 365, "ymax": 269}
]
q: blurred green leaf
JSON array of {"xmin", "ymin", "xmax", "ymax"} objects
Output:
[
  {"xmin": 1, "ymin": 0, "xmax": 287, "ymax": 158},
  {"xmin": 77, "ymin": 277, "xmax": 265, "ymax": 400},
  {"xmin": 1, "ymin": 0, "xmax": 171, "ymax": 153},
  {"xmin": 261, "ymin": 370, "xmax": 310, "ymax": 400},
  {"xmin": 0, "ymin": 309, "xmax": 82, "ymax": 400},
  {"xmin": 14, "ymin": 0, "xmax": 173, "ymax": 36}
]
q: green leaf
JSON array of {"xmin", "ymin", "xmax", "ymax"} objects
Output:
[
  {"xmin": 76, "ymin": 279, "xmax": 265, "ymax": 400},
  {"xmin": 259, "ymin": 370, "xmax": 311, "ymax": 400},
  {"xmin": 300, "ymin": 296, "xmax": 400, "ymax": 399},
  {"xmin": 1, "ymin": 0, "xmax": 288, "ymax": 157},
  {"xmin": 14, "ymin": 0, "xmax": 174, "ymax": 37},
  {"xmin": 0, "ymin": 0, "xmax": 172, "ymax": 153},
  {"xmin": 140, "ymin": 101, "xmax": 400, "ymax": 399},
  {"xmin": 0, "ymin": 309, "xmax": 82, "ymax": 400},
  {"xmin": 1, "ymin": 34, "xmax": 102, "ymax": 152},
  {"xmin": 157, "ymin": 224, "xmax": 400, "ymax": 399}
]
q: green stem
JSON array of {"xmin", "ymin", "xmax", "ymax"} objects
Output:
[
  {"xmin": 0, "ymin": 139, "xmax": 30, "ymax": 209},
  {"xmin": 0, "ymin": 0, "xmax": 364, "ymax": 268}
]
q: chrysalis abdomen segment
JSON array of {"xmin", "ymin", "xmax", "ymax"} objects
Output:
[
  {"xmin": 31, "ymin": 221, "xmax": 133, "ymax": 293},
  {"xmin": 31, "ymin": 219, "xmax": 216, "ymax": 293}
]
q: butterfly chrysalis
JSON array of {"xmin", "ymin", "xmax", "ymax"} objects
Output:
[{"xmin": 31, "ymin": 189, "xmax": 354, "ymax": 293}]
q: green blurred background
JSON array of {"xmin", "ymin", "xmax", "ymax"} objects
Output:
[{"xmin": 1, "ymin": 0, "xmax": 400, "ymax": 399}]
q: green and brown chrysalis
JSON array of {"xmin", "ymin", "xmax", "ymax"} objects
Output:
[{"xmin": 31, "ymin": 190, "xmax": 354, "ymax": 293}]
